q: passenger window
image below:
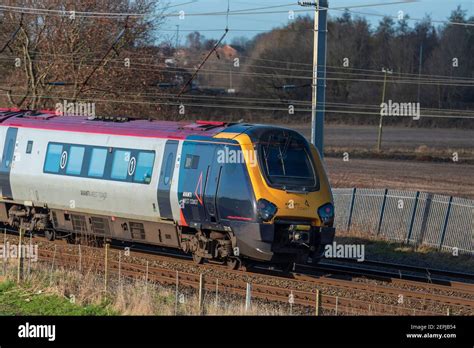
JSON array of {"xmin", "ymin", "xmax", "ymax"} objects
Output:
[
  {"xmin": 88, "ymin": 148, "xmax": 107, "ymax": 178},
  {"xmin": 44, "ymin": 144, "xmax": 63, "ymax": 173},
  {"xmin": 134, "ymin": 152, "xmax": 155, "ymax": 183},
  {"xmin": 26, "ymin": 141, "xmax": 33, "ymax": 154},
  {"xmin": 66, "ymin": 146, "xmax": 85, "ymax": 175},
  {"xmin": 111, "ymin": 150, "xmax": 131, "ymax": 180}
]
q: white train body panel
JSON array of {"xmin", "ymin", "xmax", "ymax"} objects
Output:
[{"xmin": 8, "ymin": 127, "xmax": 178, "ymax": 222}]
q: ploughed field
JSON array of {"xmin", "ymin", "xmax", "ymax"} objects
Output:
[
  {"xmin": 290, "ymin": 124, "xmax": 474, "ymax": 151},
  {"xmin": 285, "ymin": 125, "xmax": 474, "ymax": 199},
  {"xmin": 325, "ymin": 158, "xmax": 474, "ymax": 199}
]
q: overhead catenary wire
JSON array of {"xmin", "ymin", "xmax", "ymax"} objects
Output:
[
  {"xmin": 0, "ymin": 56, "xmax": 472, "ymax": 87},
  {"xmin": 0, "ymin": 1, "xmax": 472, "ymax": 120},
  {"xmin": 1, "ymin": 90, "xmax": 474, "ymax": 120},
  {"xmin": 3, "ymin": 83, "xmax": 473, "ymax": 117},
  {"xmin": 0, "ymin": 1, "xmax": 472, "ymax": 28},
  {"xmin": 176, "ymin": 1, "xmax": 231, "ymax": 98}
]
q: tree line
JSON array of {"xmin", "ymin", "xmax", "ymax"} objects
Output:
[{"xmin": 0, "ymin": 2, "xmax": 472, "ymax": 128}]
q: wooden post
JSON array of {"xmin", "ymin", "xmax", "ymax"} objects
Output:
[
  {"xmin": 3, "ymin": 228, "xmax": 6, "ymax": 276},
  {"xmin": 104, "ymin": 243, "xmax": 109, "ymax": 293},
  {"xmin": 145, "ymin": 260, "xmax": 149, "ymax": 293},
  {"xmin": 49, "ymin": 244, "xmax": 57, "ymax": 285},
  {"xmin": 215, "ymin": 278, "xmax": 219, "ymax": 308},
  {"xmin": 175, "ymin": 270, "xmax": 179, "ymax": 315},
  {"xmin": 315, "ymin": 289, "xmax": 321, "ymax": 316},
  {"xmin": 118, "ymin": 251, "xmax": 122, "ymax": 286},
  {"xmin": 198, "ymin": 273, "xmax": 203, "ymax": 314},
  {"xmin": 245, "ymin": 283, "xmax": 252, "ymax": 313},
  {"xmin": 17, "ymin": 228, "xmax": 24, "ymax": 283},
  {"xmin": 289, "ymin": 290, "xmax": 293, "ymax": 315},
  {"xmin": 27, "ymin": 232, "xmax": 32, "ymax": 279},
  {"xmin": 78, "ymin": 244, "xmax": 82, "ymax": 272}
]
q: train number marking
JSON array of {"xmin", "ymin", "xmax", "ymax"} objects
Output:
[
  {"xmin": 128, "ymin": 157, "xmax": 136, "ymax": 176},
  {"xmin": 60, "ymin": 151, "xmax": 68, "ymax": 169}
]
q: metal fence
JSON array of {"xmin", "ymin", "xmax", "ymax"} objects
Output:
[{"xmin": 333, "ymin": 188, "xmax": 474, "ymax": 255}]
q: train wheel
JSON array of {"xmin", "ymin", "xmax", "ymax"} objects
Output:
[
  {"xmin": 226, "ymin": 257, "xmax": 240, "ymax": 270},
  {"xmin": 66, "ymin": 234, "xmax": 77, "ymax": 244},
  {"xmin": 283, "ymin": 261, "xmax": 296, "ymax": 273},
  {"xmin": 192, "ymin": 253, "xmax": 204, "ymax": 265},
  {"xmin": 44, "ymin": 230, "xmax": 55, "ymax": 241}
]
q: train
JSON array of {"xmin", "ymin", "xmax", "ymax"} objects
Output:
[{"xmin": 0, "ymin": 109, "xmax": 335, "ymax": 269}]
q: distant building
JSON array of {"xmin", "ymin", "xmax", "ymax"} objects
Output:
[{"xmin": 217, "ymin": 45, "xmax": 238, "ymax": 60}]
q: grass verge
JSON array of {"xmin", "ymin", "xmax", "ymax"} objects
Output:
[
  {"xmin": 0, "ymin": 279, "xmax": 115, "ymax": 315},
  {"xmin": 335, "ymin": 232, "xmax": 474, "ymax": 273}
]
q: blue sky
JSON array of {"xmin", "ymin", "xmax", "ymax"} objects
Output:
[{"xmin": 162, "ymin": 0, "xmax": 474, "ymax": 43}]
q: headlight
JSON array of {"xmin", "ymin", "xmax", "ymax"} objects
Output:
[
  {"xmin": 318, "ymin": 203, "xmax": 334, "ymax": 226},
  {"xmin": 257, "ymin": 199, "xmax": 278, "ymax": 222}
]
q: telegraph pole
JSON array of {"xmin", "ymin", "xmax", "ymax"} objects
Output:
[
  {"xmin": 175, "ymin": 25, "xmax": 180, "ymax": 49},
  {"xmin": 298, "ymin": 0, "xmax": 328, "ymax": 158},
  {"xmin": 417, "ymin": 44, "xmax": 423, "ymax": 103},
  {"xmin": 377, "ymin": 67, "xmax": 392, "ymax": 152}
]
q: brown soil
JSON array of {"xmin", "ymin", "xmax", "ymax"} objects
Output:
[{"xmin": 326, "ymin": 157, "xmax": 474, "ymax": 199}]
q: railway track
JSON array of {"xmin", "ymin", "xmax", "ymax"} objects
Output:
[
  {"xmin": 33, "ymin": 248, "xmax": 445, "ymax": 316},
  {"xmin": 3, "ymin": 230, "xmax": 474, "ymax": 315},
  {"xmin": 317, "ymin": 259, "xmax": 474, "ymax": 284}
]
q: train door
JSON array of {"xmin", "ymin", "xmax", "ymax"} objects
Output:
[
  {"xmin": 178, "ymin": 141, "xmax": 216, "ymax": 225},
  {"xmin": 203, "ymin": 147, "xmax": 221, "ymax": 223},
  {"xmin": 157, "ymin": 140, "xmax": 178, "ymax": 219},
  {"xmin": 0, "ymin": 127, "xmax": 18, "ymax": 198}
]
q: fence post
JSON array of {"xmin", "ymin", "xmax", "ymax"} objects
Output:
[
  {"xmin": 245, "ymin": 283, "xmax": 252, "ymax": 312},
  {"xmin": 315, "ymin": 289, "xmax": 320, "ymax": 316},
  {"xmin": 145, "ymin": 261, "xmax": 149, "ymax": 293},
  {"xmin": 439, "ymin": 196, "xmax": 453, "ymax": 251},
  {"xmin": 17, "ymin": 227, "xmax": 24, "ymax": 283},
  {"xmin": 335, "ymin": 296, "xmax": 338, "ymax": 316},
  {"xmin": 78, "ymin": 244, "xmax": 82, "ymax": 272},
  {"xmin": 175, "ymin": 271, "xmax": 179, "ymax": 315},
  {"xmin": 3, "ymin": 228, "xmax": 6, "ymax": 276},
  {"xmin": 27, "ymin": 233, "xmax": 32, "ymax": 279},
  {"xmin": 215, "ymin": 279, "xmax": 219, "ymax": 308},
  {"xmin": 346, "ymin": 188, "xmax": 357, "ymax": 232},
  {"xmin": 406, "ymin": 191, "xmax": 420, "ymax": 244},
  {"xmin": 49, "ymin": 244, "xmax": 57, "ymax": 285},
  {"xmin": 118, "ymin": 251, "xmax": 122, "ymax": 287},
  {"xmin": 104, "ymin": 243, "xmax": 109, "ymax": 293},
  {"xmin": 417, "ymin": 193, "xmax": 433, "ymax": 248},
  {"xmin": 377, "ymin": 189, "xmax": 388, "ymax": 235},
  {"xmin": 198, "ymin": 273, "xmax": 203, "ymax": 314}
]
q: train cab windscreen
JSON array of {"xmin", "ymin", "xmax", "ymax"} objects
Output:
[{"xmin": 258, "ymin": 130, "xmax": 318, "ymax": 191}]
